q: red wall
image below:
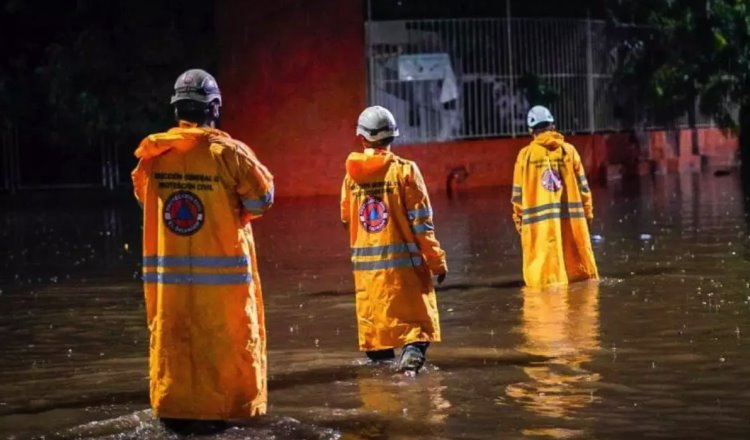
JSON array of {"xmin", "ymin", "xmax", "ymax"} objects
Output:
[
  {"xmin": 395, "ymin": 133, "xmax": 614, "ymax": 193},
  {"xmin": 397, "ymin": 128, "xmax": 736, "ymax": 193},
  {"xmin": 216, "ymin": 0, "xmax": 366, "ymax": 197}
]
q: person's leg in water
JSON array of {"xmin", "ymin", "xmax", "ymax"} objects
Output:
[
  {"xmin": 398, "ymin": 342, "xmax": 430, "ymax": 373},
  {"xmin": 366, "ymin": 348, "xmax": 396, "ymax": 363},
  {"xmin": 160, "ymin": 418, "xmax": 229, "ymax": 436}
]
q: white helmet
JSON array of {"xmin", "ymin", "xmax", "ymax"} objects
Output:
[
  {"xmin": 527, "ymin": 105, "xmax": 554, "ymax": 129},
  {"xmin": 356, "ymin": 106, "xmax": 400, "ymax": 142}
]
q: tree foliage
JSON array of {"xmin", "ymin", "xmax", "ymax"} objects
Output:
[
  {"xmin": 0, "ymin": 0, "xmax": 216, "ymax": 151},
  {"xmin": 608, "ymin": 0, "xmax": 750, "ymax": 132}
]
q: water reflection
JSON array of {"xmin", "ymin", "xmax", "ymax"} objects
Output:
[
  {"xmin": 354, "ymin": 368, "xmax": 451, "ymax": 439},
  {"xmin": 506, "ymin": 280, "xmax": 600, "ymax": 422}
]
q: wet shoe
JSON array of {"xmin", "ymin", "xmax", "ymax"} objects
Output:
[
  {"xmin": 366, "ymin": 348, "xmax": 396, "ymax": 363},
  {"xmin": 397, "ymin": 345, "xmax": 425, "ymax": 373}
]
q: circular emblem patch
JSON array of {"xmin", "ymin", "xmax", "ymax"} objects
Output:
[
  {"xmin": 359, "ymin": 196, "xmax": 389, "ymax": 233},
  {"xmin": 541, "ymin": 168, "xmax": 563, "ymax": 192},
  {"xmin": 163, "ymin": 191, "xmax": 205, "ymax": 236}
]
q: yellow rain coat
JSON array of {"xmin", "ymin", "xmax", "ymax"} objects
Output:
[
  {"xmin": 131, "ymin": 121, "xmax": 274, "ymax": 420},
  {"xmin": 340, "ymin": 148, "xmax": 447, "ymax": 351},
  {"xmin": 511, "ymin": 131, "xmax": 598, "ymax": 287}
]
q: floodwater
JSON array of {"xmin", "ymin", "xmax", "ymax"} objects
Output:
[{"xmin": 2, "ymin": 173, "xmax": 750, "ymax": 439}]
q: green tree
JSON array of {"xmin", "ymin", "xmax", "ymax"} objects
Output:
[
  {"xmin": 0, "ymin": 0, "xmax": 216, "ymax": 185},
  {"xmin": 608, "ymin": 0, "xmax": 750, "ymax": 168}
]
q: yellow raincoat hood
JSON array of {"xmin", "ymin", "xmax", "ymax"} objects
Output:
[
  {"xmin": 345, "ymin": 149, "xmax": 394, "ymax": 181},
  {"xmin": 534, "ymin": 130, "xmax": 565, "ymax": 151}
]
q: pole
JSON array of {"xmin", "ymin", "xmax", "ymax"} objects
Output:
[
  {"xmin": 586, "ymin": 12, "xmax": 596, "ymax": 133},
  {"xmin": 365, "ymin": 0, "xmax": 374, "ymax": 106},
  {"xmin": 506, "ymin": 0, "xmax": 516, "ymax": 137}
]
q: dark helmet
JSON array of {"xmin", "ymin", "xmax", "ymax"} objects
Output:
[{"xmin": 170, "ymin": 69, "xmax": 222, "ymax": 106}]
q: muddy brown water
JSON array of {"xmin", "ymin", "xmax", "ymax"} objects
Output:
[{"xmin": 1, "ymin": 174, "xmax": 750, "ymax": 439}]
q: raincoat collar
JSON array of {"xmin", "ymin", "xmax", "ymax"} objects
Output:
[{"xmin": 533, "ymin": 130, "xmax": 565, "ymax": 150}]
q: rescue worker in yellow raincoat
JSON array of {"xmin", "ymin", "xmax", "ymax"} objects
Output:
[
  {"xmin": 131, "ymin": 69, "xmax": 274, "ymax": 426},
  {"xmin": 511, "ymin": 105, "xmax": 598, "ymax": 288},
  {"xmin": 340, "ymin": 106, "xmax": 448, "ymax": 373}
]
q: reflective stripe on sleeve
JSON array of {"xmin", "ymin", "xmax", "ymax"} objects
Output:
[
  {"xmin": 412, "ymin": 222, "xmax": 435, "ymax": 234},
  {"xmin": 407, "ymin": 208, "xmax": 433, "ymax": 221},
  {"xmin": 242, "ymin": 187, "xmax": 274, "ymax": 214}
]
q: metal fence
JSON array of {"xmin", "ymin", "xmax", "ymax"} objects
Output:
[
  {"xmin": 365, "ymin": 17, "xmax": 714, "ymax": 145},
  {"xmin": 1, "ymin": 120, "xmax": 126, "ymax": 193},
  {"xmin": 1, "ymin": 122, "xmax": 20, "ymax": 192}
]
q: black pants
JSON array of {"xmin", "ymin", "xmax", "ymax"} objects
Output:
[
  {"xmin": 160, "ymin": 418, "xmax": 229, "ymax": 436},
  {"xmin": 366, "ymin": 342, "xmax": 430, "ymax": 361}
]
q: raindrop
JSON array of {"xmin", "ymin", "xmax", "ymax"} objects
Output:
[{"xmin": 314, "ymin": 339, "xmax": 320, "ymax": 347}]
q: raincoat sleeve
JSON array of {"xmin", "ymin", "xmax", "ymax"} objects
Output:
[
  {"xmin": 214, "ymin": 138, "xmax": 275, "ymax": 220},
  {"xmin": 571, "ymin": 146, "xmax": 593, "ymax": 221},
  {"xmin": 131, "ymin": 159, "xmax": 147, "ymax": 207},
  {"xmin": 131, "ymin": 137, "xmax": 155, "ymax": 207},
  {"xmin": 404, "ymin": 162, "xmax": 448, "ymax": 275},
  {"xmin": 511, "ymin": 150, "xmax": 525, "ymax": 234},
  {"xmin": 340, "ymin": 175, "xmax": 350, "ymax": 225}
]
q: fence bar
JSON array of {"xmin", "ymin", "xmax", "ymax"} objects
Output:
[{"xmin": 586, "ymin": 14, "xmax": 596, "ymax": 133}]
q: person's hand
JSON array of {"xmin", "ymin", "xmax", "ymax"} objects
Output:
[{"xmin": 436, "ymin": 272, "xmax": 446, "ymax": 285}]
